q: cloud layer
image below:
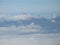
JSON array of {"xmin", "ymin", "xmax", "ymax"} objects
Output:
[
  {"xmin": 0, "ymin": 13, "xmax": 60, "ymax": 45},
  {"xmin": 0, "ymin": 13, "xmax": 60, "ymax": 34},
  {"xmin": 0, "ymin": 13, "xmax": 40, "ymax": 21},
  {"xmin": 0, "ymin": 33, "xmax": 60, "ymax": 45}
]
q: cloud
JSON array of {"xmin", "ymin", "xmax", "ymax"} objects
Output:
[
  {"xmin": 0, "ymin": 13, "xmax": 40, "ymax": 22},
  {"xmin": 0, "ymin": 22, "xmax": 42, "ymax": 34},
  {"xmin": 0, "ymin": 33, "xmax": 60, "ymax": 45},
  {"xmin": 0, "ymin": 13, "xmax": 60, "ymax": 45},
  {"xmin": 19, "ymin": 22, "xmax": 42, "ymax": 32},
  {"xmin": 0, "ymin": 13, "xmax": 60, "ymax": 34},
  {"xmin": 49, "ymin": 19, "xmax": 56, "ymax": 23},
  {"xmin": 0, "ymin": 13, "xmax": 42, "ymax": 33},
  {"xmin": 6, "ymin": 14, "xmax": 31, "ymax": 21},
  {"xmin": 0, "ymin": 13, "xmax": 57, "ymax": 23}
]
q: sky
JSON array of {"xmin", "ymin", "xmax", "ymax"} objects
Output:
[
  {"xmin": 0, "ymin": 0, "xmax": 60, "ymax": 45},
  {"xmin": 0, "ymin": 0, "xmax": 60, "ymax": 14}
]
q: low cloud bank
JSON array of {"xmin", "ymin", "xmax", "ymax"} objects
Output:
[{"xmin": 0, "ymin": 33, "xmax": 60, "ymax": 45}]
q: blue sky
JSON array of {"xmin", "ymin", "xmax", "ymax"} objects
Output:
[
  {"xmin": 0, "ymin": 0, "xmax": 60, "ymax": 45},
  {"xmin": 0, "ymin": 0, "xmax": 60, "ymax": 14}
]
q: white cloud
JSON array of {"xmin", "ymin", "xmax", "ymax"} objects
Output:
[
  {"xmin": 0, "ymin": 22, "xmax": 42, "ymax": 33},
  {"xmin": 49, "ymin": 18, "xmax": 56, "ymax": 23},
  {"xmin": 19, "ymin": 22, "xmax": 41, "ymax": 32},
  {"xmin": 0, "ymin": 33, "xmax": 60, "ymax": 45},
  {"xmin": 0, "ymin": 13, "xmax": 57, "ymax": 23},
  {"xmin": 6, "ymin": 14, "xmax": 31, "ymax": 21},
  {"xmin": 0, "ymin": 13, "xmax": 40, "ymax": 22}
]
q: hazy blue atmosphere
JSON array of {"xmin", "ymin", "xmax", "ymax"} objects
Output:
[
  {"xmin": 0, "ymin": 0, "xmax": 60, "ymax": 14},
  {"xmin": 0, "ymin": 0, "xmax": 60, "ymax": 45}
]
